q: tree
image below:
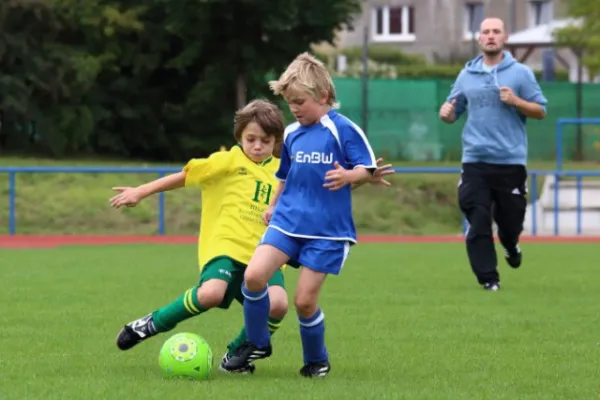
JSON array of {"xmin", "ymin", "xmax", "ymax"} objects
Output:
[
  {"xmin": 553, "ymin": 0, "xmax": 600, "ymax": 76},
  {"xmin": 1, "ymin": 0, "xmax": 362, "ymax": 159},
  {"xmin": 0, "ymin": 0, "xmax": 144, "ymax": 155},
  {"xmin": 88, "ymin": 0, "xmax": 362, "ymax": 160},
  {"xmin": 552, "ymin": 0, "xmax": 600, "ymax": 160}
]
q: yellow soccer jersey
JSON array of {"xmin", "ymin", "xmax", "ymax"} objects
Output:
[{"xmin": 183, "ymin": 145, "xmax": 280, "ymax": 270}]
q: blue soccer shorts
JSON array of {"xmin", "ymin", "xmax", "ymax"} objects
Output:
[{"xmin": 260, "ymin": 227, "xmax": 351, "ymax": 275}]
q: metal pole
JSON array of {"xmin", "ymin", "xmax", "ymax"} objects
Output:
[
  {"xmin": 531, "ymin": 173, "xmax": 537, "ymax": 236},
  {"xmin": 469, "ymin": 4, "xmax": 477, "ymax": 56},
  {"xmin": 509, "ymin": 0, "xmax": 516, "ymax": 33},
  {"xmin": 556, "ymin": 121, "xmax": 563, "ymax": 171},
  {"xmin": 361, "ymin": 24, "xmax": 369, "ymax": 135},
  {"xmin": 553, "ymin": 173, "xmax": 559, "ymax": 236},
  {"xmin": 9, "ymin": 171, "xmax": 16, "ymax": 235},
  {"xmin": 158, "ymin": 172, "xmax": 166, "ymax": 235},
  {"xmin": 575, "ymin": 50, "xmax": 583, "ymax": 160},
  {"xmin": 576, "ymin": 174, "xmax": 582, "ymax": 235}
]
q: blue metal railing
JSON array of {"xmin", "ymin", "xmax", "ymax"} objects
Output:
[
  {"xmin": 0, "ymin": 166, "xmax": 180, "ymax": 236},
  {"xmin": 2, "ymin": 166, "xmax": 600, "ymax": 236}
]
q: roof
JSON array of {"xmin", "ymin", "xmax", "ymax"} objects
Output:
[{"xmin": 507, "ymin": 18, "xmax": 583, "ymax": 46}]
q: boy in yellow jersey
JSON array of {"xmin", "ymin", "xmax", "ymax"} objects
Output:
[{"xmin": 110, "ymin": 99, "xmax": 290, "ymax": 374}]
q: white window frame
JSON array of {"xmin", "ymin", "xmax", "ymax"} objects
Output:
[
  {"xmin": 528, "ymin": 0, "xmax": 553, "ymax": 27},
  {"xmin": 463, "ymin": 2, "xmax": 484, "ymax": 41},
  {"xmin": 371, "ymin": 5, "xmax": 416, "ymax": 43}
]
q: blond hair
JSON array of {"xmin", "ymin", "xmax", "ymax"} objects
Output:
[{"xmin": 269, "ymin": 52, "xmax": 338, "ymax": 107}]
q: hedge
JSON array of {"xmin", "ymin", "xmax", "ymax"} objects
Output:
[{"xmin": 313, "ymin": 46, "xmax": 570, "ymax": 81}]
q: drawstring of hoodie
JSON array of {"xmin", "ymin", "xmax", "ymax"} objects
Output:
[{"xmin": 492, "ymin": 67, "xmax": 500, "ymax": 88}]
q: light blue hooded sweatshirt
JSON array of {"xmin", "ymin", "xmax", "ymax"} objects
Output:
[{"xmin": 447, "ymin": 51, "xmax": 548, "ymax": 166}]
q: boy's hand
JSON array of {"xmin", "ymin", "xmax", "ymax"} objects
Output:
[
  {"xmin": 110, "ymin": 187, "xmax": 143, "ymax": 208},
  {"xmin": 262, "ymin": 204, "xmax": 275, "ymax": 226},
  {"xmin": 369, "ymin": 157, "xmax": 395, "ymax": 186},
  {"xmin": 323, "ymin": 161, "xmax": 353, "ymax": 191}
]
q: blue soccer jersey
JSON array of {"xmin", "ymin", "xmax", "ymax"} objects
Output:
[{"xmin": 270, "ymin": 109, "xmax": 377, "ymax": 243}]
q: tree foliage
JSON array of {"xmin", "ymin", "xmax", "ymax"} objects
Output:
[
  {"xmin": 0, "ymin": 0, "xmax": 361, "ymax": 159},
  {"xmin": 553, "ymin": 0, "xmax": 600, "ymax": 76}
]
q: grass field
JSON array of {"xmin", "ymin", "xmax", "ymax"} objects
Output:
[{"xmin": 1, "ymin": 240, "xmax": 599, "ymax": 400}]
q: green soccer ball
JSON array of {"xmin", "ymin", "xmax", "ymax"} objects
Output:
[{"xmin": 158, "ymin": 332, "xmax": 213, "ymax": 380}]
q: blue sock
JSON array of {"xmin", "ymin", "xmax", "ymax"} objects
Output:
[
  {"xmin": 298, "ymin": 308, "xmax": 328, "ymax": 365},
  {"xmin": 241, "ymin": 282, "xmax": 271, "ymax": 348}
]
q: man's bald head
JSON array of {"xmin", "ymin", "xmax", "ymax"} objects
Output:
[
  {"xmin": 480, "ymin": 18, "xmax": 506, "ymax": 34},
  {"xmin": 478, "ymin": 17, "xmax": 508, "ymax": 56}
]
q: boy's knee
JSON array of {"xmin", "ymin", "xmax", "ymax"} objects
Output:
[
  {"xmin": 244, "ymin": 268, "xmax": 269, "ymax": 291},
  {"xmin": 294, "ymin": 292, "xmax": 317, "ymax": 318},
  {"xmin": 268, "ymin": 286, "xmax": 288, "ymax": 319},
  {"xmin": 196, "ymin": 281, "xmax": 226, "ymax": 309}
]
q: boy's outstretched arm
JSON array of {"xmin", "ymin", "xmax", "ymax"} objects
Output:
[
  {"xmin": 110, "ymin": 171, "xmax": 186, "ymax": 209},
  {"xmin": 351, "ymin": 157, "xmax": 395, "ymax": 190}
]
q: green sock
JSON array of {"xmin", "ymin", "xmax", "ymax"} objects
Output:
[
  {"xmin": 227, "ymin": 316, "xmax": 283, "ymax": 354},
  {"xmin": 151, "ymin": 286, "xmax": 206, "ymax": 333}
]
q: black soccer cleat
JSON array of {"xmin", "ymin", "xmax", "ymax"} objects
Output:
[
  {"xmin": 483, "ymin": 281, "xmax": 501, "ymax": 291},
  {"xmin": 219, "ymin": 352, "xmax": 256, "ymax": 374},
  {"xmin": 299, "ymin": 361, "xmax": 331, "ymax": 378},
  {"xmin": 222, "ymin": 341, "xmax": 272, "ymax": 371},
  {"xmin": 504, "ymin": 247, "xmax": 522, "ymax": 269},
  {"xmin": 116, "ymin": 313, "xmax": 158, "ymax": 350}
]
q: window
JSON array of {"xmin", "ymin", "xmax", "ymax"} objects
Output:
[
  {"xmin": 529, "ymin": 0, "xmax": 553, "ymax": 27},
  {"xmin": 463, "ymin": 2, "xmax": 484, "ymax": 39},
  {"xmin": 371, "ymin": 5, "xmax": 415, "ymax": 42}
]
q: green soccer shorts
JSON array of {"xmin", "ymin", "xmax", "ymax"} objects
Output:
[{"xmin": 199, "ymin": 256, "xmax": 285, "ymax": 309}]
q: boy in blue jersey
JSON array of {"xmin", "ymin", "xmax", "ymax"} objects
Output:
[
  {"xmin": 223, "ymin": 52, "xmax": 381, "ymax": 377},
  {"xmin": 439, "ymin": 18, "xmax": 547, "ymax": 291}
]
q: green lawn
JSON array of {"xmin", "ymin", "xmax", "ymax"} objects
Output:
[{"xmin": 1, "ymin": 243, "xmax": 599, "ymax": 400}]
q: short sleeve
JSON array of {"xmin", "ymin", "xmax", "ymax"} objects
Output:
[
  {"xmin": 341, "ymin": 120, "xmax": 377, "ymax": 170},
  {"xmin": 275, "ymin": 141, "xmax": 290, "ymax": 181},
  {"xmin": 520, "ymin": 66, "xmax": 548, "ymax": 113},
  {"xmin": 446, "ymin": 69, "xmax": 468, "ymax": 120},
  {"xmin": 183, "ymin": 150, "xmax": 232, "ymax": 187}
]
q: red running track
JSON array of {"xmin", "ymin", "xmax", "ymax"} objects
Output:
[{"xmin": 1, "ymin": 234, "xmax": 600, "ymax": 248}]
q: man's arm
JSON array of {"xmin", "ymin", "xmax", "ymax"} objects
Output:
[
  {"xmin": 440, "ymin": 71, "xmax": 467, "ymax": 124},
  {"xmin": 514, "ymin": 98, "xmax": 546, "ymax": 119},
  {"xmin": 515, "ymin": 66, "xmax": 548, "ymax": 120}
]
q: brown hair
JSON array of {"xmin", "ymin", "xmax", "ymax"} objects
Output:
[
  {"xmin": 269, "ymin": 52, "xmax": 338, "ymax": 107},
  {"xmin": 233, "ymin": 99, "xmax": 285, "ymax": 157}
]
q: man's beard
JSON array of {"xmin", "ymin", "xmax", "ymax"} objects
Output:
[{"xmin": 483, "ymin": 48, "xmax": 502, "ymax": 56}]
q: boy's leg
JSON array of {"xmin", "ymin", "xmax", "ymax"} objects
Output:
[
  {"xmin": 295, "ymin": 239, "xmax": 350, "ymax": 378},
  {"xmin": 223, "ymin": 228, "xmax": 296, "ymax": 371},
  {"xmin": 116, "ymin": 257, "xmax": 235, "ymax": 351},
  {"xmin": 226, "ymin": 269, "xmax": 288, "ymax": 356},
  {"xmin": 221, "ymin": 270, "xmax": 288, "ymax": 373}
]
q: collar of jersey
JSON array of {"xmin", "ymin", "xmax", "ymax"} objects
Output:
[
  {"xmin": 295, "ymin": 109, "xmax": 338, "ymax": 131},
  {"xmin": 234, "ymin": 143, "xmax": 273, "ymax": 167}
]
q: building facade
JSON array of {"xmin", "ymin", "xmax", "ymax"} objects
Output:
[{"xmin": 336, "ymin": 0, "xmax": 567, "ymax": 63}]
